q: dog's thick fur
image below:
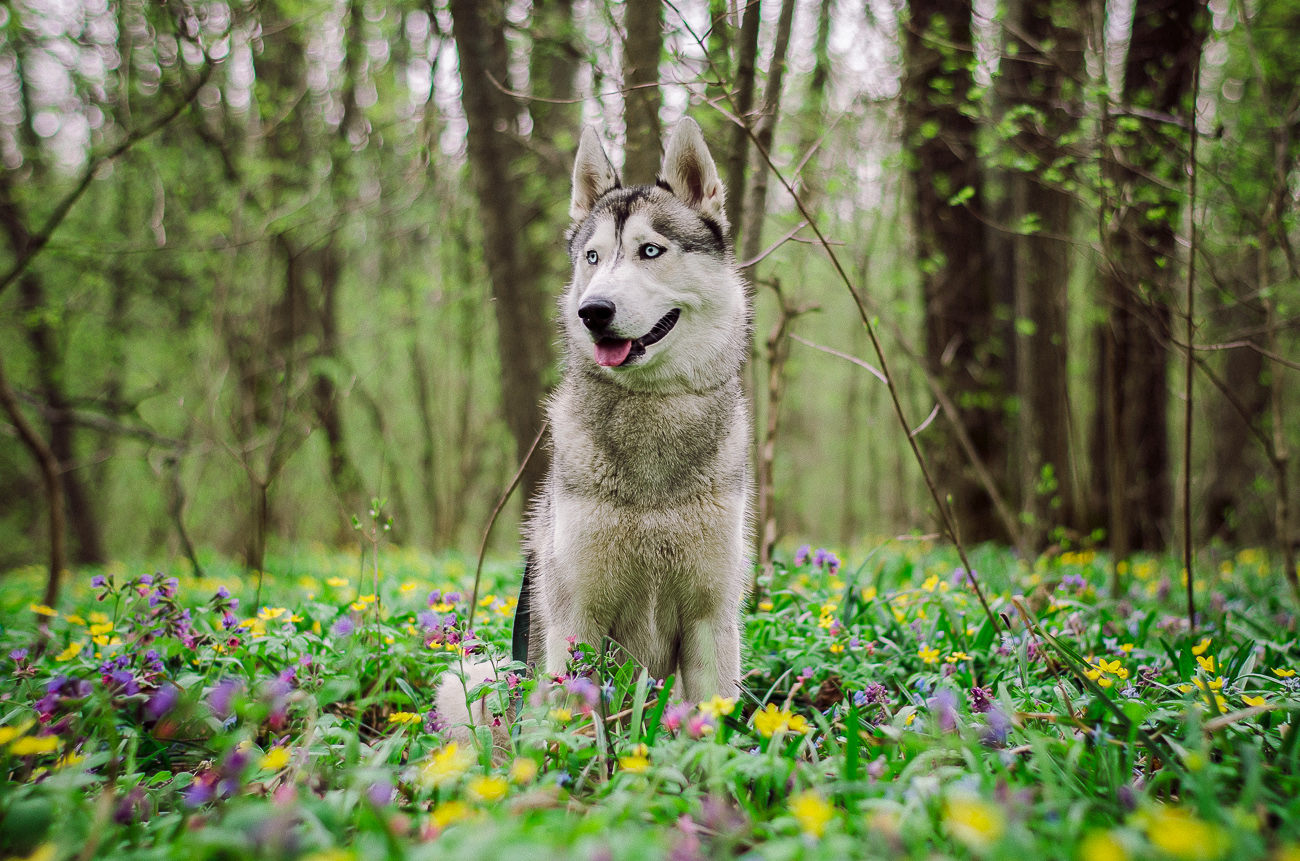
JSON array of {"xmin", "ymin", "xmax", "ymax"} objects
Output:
[{"xmin": 438, "ymin": 119, "xmax": 751, "ymax": 735}]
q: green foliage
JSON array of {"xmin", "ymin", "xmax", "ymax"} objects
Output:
[{"xmin": 1, "ymin": 544, "xmax": 1298, "ymax": 859}]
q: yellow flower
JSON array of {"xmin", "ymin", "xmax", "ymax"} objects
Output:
[
  {"xmin": 89, "ymin": 621, "xmax": 114, "ymax": 635},
  {"xmin": 918, "ymin": 646, "xmax": 940, "ymax": 665},
  {"xmin": 1242, "ymin": 695, "xmax": 1266, "ymax": 708},
  {"xmin": 1138, "ymin": 806, "xmax": 1226, "ymax": 861},
  {"xmin": 400, "ymin": 582, "xmax": 419, "ymax": 594},
  {"xmin": 29, "ymin": 604, "xmax": 57, "ymax": 617},
  {"xmin": 431, "ymin": 800, "xmax": 470, "ymax": 829},
  {"xmin": 1196, "ymin": 655, "xmax": 1216, "ymax": 674},
  {"xmin": 466, "ymin": 774, "xmax": 508, "ymax": 802},
  {"xmin": 862, "ymin": 586, "xmax": 877, "ymax": 601},
  {"xmin": 258, "ymin": 606, "xmax": 287, "ymax": 620},
  {"xmin": 829, "ymin": 643, "xmax": 844, "ymax": 654},
  {"xmin": 56, "ymin": 751, "xmax": 84, "ymax": 769},
  {"xmin": 818, "ymin": 613, "xmax": 835, "ymax": 630},
  {"xmin": 421, "ymin": 743, "xmax": 474, "ymax": 787},
  {"xmin": 922, "ymin": 575, "xmax": 940, "ymax": 592},
  {"xmin": 350, "ymin": 602, "xmax": 367, "ymax": 612},
  {"xmin": 11, "ymin": 736, "xmax": 59, "ymax": 756},
  {"xmin": 618, "ymin": 743, "xmax": 650, "ymax": 773},
  {"xmin": 1120, "ymin": 643, "xmax": 1134, "ymax": 654},
  {"xmin": 0, "ymin": 726, "xmax": 25, "ymax": 745},
  {"xmin": 326, "ymin": 577, "xmax": 349, "ymax": 588},
  {"xmin": 789, "ymin": 790, "xmax": 833, "ymax": 838},
  {"xmin": 17, "ymin": 845, "xmax": 56, "ymax": 861},
  {"xmin": 699, "ymin": 696, "xmax": 736, "ymax": 720},
  {"xmin": 549, "ymin": 707, "xmax": 572, "ymax": 723},
  {"xmin": 1192, "ymin": 638, "xmax": 1211, "ymax": 656},
  {"xmin": 478, "ymin": 594, "xmax": 496, "ymax": 606},
  {"xmin": 358, "ymin": 594, "xmax": 377, "ymax": 605},
  {"xmin": 943, "ymin": 793, "xmax": 1005, "ymax": 851},
  {"xmin": 64, "ymin": 614, "xmax": 86, "ymax": 626},
  {"xmin": 55, "ymin": 642, "xmax": 83, "ymax": 662},
  {"xmin": 1274, "ymin": 668, "xmax": 1296, "ymax": 678},
  {"xmin": 1078, "ymin": 829, "xmax": 1129, "ymax": 861},
  {"xmin": 947, "ymin": 651, "xmax": 970, "ymax": 663},
  {"xmin": 753, "ymin": 703, "xmax": 808, "ymax": 737},
  {"xmin": 388, "ymin": 711, "xmax": 422, "ymax": 725},
  {"xmin": 259, "ymin": 747, "xmax": 291, "ymax": 770},
  {"xmin": 509, "ymin": 758, "xmax": 538, "ymax": 784}
]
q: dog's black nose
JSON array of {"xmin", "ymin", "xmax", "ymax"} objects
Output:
[{"xmin": 578, "ymin": 299, "xmax": 616, "ymax": 331}]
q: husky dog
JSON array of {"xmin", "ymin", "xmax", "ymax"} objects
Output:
[{"xmin": 438, "ymin": 119, "xmax": 750, "ymax": 732}]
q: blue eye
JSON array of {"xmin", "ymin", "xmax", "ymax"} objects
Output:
[
  {"xmin": 586, "ymin": 250, "xmax": 599, "ymax": 265},
  {"xmin": 641, "ymin": 243, "xmax": 664, "ymax": 259}
]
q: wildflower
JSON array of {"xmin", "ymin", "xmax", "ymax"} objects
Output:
[
  {"xmin": 918, "ymin": 646, "xmax": 940, "ymax": 665},
  {"xmin": 1137, "ymin": 806, "xmax": 1226, "ymax": 860},
  {"xmin": 1195, "ymin": 655, "xmax": 1216, "ymax": 674},
  {"xmin": 1078, "ymin": 830, "xmax": 1129, "ymax": 861},
  {"xmin": 91, "ymin": 575, "xmax": 108, "ymax": 588},
  {"xmin": 400, "ymin": 582, "xmax": 418, "ymax": 594},
  {"xmin": 145, "ymin": 684, "xmax": 179, "ymax": 721},
  {"xmin": 1191, "ymin": 638, "xmax": 1211, "ymax": 656},
  {"xmin": 789, "ymin": 790, "xmax": 833, "ymax": 838},
  {"xmin": 207, "ymin": 678, "xmax": 241, "ymax": 720},
  {"xmin": 466, "ymin": 774, "xmax": 509, "ymax": 802},
  {"xmin": 758, "ymin": 600, "xmax": 774, "ymax": 611},
  {"xmin": 618, "ymin": 743, "xmax": 651, "ymax": 773},
  {"xmin": 331, "ymin": 615, "xmax": 356, "ymax": 637},
  {"xmin": 388, "ymin": 711, "xmax": 422, "ymax": 725},
  {"xmin": 509, "ymin": 758, "xmax": 538, "ymax": 784},
  {"xmin": 829, "ymin": 643, "xmax": 844, "ymax": 654},
  {"xmin": 968, "ymin": 686, "xmax": 994, "ymax": 714},
  {"xmin": 753, "ymin": 703, "xmax": 808, "ymax": 737},
  {"xmin": 55, "ymin": 642, "xmax": 82, "ymax": 662},
  {"xmin": 326, "ymin": 577, "xmax": 349, "ymax": 588},
  {"xmin": 30, "ymin": 604, "xmax": 57, "ymax": 617},
  {"xmin": 431, "ymin": 800, "xmax": 470, "ymax": 830},
  {"xmin": 259, "ymin": 746, "xmax": 291, "ymax": 771},
  {"xmin": 9, "ymin": 648, "xmax": 29, "ymax": 663},
  {"xmin": 943, "ymin": 792, "xmax": 1005, "ymax": 851},
  {"xmin": 686, "ymin": 713, "xmax": 715, "ymax": 738},
  {"xmin": 1061, "ymin": 573, "xmax": 1087, "ymax": 589},
  {"xmin": 794, "ymin": 545, "xmax": 811, "ymax": 566},
  {"xmin": 258, "ymin": 606, "xmax": 287, "ymax": 620},
  {"xmin": 11, "ymin": 735, "xmax": 59, "ymax": 756},
  {"xmin": 367, "ymin": 780, "xmax": 395, "ymax": 806},
  {"xmin": 1274, "ymin": 668, "xmax": 1296, "ymax": 678},
  {"xmin": 1242, "ymin": 695, "xmax": 1266, "ymax": 708},
  {"xmin": 421, "ymin": 743, "xmax": 474, "ymax": 787},
  {"xmin": 699, "ymin": 696, "xmax": 736, "ymax": 721},
  {"xmin": 946, "ymin": 651, "xmax": 970, "ymax": 663},
  {"xmin": 64, "ymin": 614, "xmax": 85, "ymax": 626},
  {"xmin": 0, "ymin": 725, "xmax": 26, "ymax": 745}
]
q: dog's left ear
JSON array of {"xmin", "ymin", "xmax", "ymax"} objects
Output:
[
  {"xmin": 571, "ymin": 127, "xmax": 621, "ymax": 223},
  {"xmin": 659, "ymin": 118, "xmax": 727, "ymax": 228}
]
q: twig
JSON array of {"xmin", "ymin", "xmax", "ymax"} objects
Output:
[
  {"xmin": 1182, "ymin": 53, "xmax": 1201, "ymax": 635},
  {"xmin": 468, "ymin": 419, "xmax": 549, "ymax": 633}
]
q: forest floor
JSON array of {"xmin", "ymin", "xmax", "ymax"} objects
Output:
[{"xmin": 0, "ymin": 542, "xmax": 1297, "ymax": 860}]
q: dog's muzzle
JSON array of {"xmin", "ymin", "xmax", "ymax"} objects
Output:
[{"xmin": 584, "ymin": 307, "xmax": 681, "ymax": 368}]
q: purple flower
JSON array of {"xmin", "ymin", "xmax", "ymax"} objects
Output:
[
  {"xmin": 424, "ymin": 709, "xmax": 445, "ymax": 734},
  {"xmin": 9, "ymin": 648, "xmax": 28, "ymax": 663},
  {"xmin": 91, "ymin": 575, "xmax": 108, "ymax": 589},
  {"xmin": 566, "ymin": 677, "xmax": 600, "ymax": 707},
  {"xmin": 183, "ymin": 775, "xmax": 216, "ymax": 807},
  {"xmin": 982, "ymin": 706, "xmax": 1011, "ymax": 746},
  {"xmin": 662, "ymin": 703, "xmax": 692, "ymax": 733},
  {"xmin": 331, "ymin": 615, "xmax": 356, "ymax": 637},
  {"xmin": 208, "ymin": 679, "xmax": 241, "ymax": 720},
  {"xmin": 146, "ymin": 684, "xmax": 180, "ymax": 720},
  {"xmin": 928, "ymin": 688, "xmax": 959, "ymax": 733},
  {"xmin": 216, "ymin": 585, "xmax": 230, "ymax": 599},
  {"xmin": 968, "ymin": 686, "xmax": 994, "ymax": 714},
  {"xmin": 798, "ymin": 667, "xmax": 814, "ymax": 682},
  {"xmin": 426, "ymin": 589, "xmax": 442, "ymax": 607},
  {"xmin": 140, "ymin": 574, "xmax": 154, "ymax": 586},
  {"xmin": 417, "ymin": 610, "xmax": 438, "ymax": 630},
  {"xmin": 444, "ymin": 592, "xmax": 462, "ymax": 605},
  {"xmin": 1061, "ymin": 573, "xmax": 1087, "ymax": 590},
  {"xmin": 110, "ymin": 670, "xmax": 140, "ymax": 696},
  {"xmin": 367, "ymin": 780, "xmax": 395, "ymax": 807},
  {"xmin": 794, "ymin": 545, "xmax": 811, "ymax": 567},
  {"xmin": 813, "ymin": 548, "xmax": 829, "ymax": 568},
  {"xmin": 952, "ymin": 568, "xmax": 975, "ymax": 587},
  {"xmin": 228, "ymin": 597, "xmax": 239, "ymax": 612},
  {"xmin": 162, "ymin": 578, "xmax": 179, "ymax": 597}
]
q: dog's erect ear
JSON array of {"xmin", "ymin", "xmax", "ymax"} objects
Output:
[
  {"xmin": 659, "ymin": 118, "xmax": 726, "ymax": 227},
  {"xmin": 571, "ymin": 127, "xmax": 620, "ymax": 223}
]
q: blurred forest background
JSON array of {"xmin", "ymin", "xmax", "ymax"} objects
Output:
[{"xmin": 1, "ymin": 0, "xmax": 1297, "ymax": 591}]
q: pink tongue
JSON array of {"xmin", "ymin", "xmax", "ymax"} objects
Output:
[{"xmin": 594, "ymin": 339, "xmax": 633, "ymax": 367}]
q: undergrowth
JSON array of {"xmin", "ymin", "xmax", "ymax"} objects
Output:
[{"xmin": 0, "ymin": 542, "xmax": 1298, "ymax": 860}]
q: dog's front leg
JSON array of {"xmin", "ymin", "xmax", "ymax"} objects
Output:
[{"xmin": 680, "ymin": 615, "xmax": 741, "ymax": 702}]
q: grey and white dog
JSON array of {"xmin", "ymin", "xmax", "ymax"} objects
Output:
[{"xmin": 439, "ymin": 118, "xmax": 751, "ymax": 732}]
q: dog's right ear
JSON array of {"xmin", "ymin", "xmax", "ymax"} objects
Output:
[{"xmin": 570, "ymin": 127, "xmax": 620, "ymax": 223}]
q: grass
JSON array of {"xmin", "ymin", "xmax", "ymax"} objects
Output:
[{"xmin": 0, "ymin": 541, "xmax": 1298, "ymax": 860}]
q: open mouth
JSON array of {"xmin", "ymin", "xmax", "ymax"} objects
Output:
[{"xmin": 593, "ymin": 308, "xmax": 680, "ymax": 368}]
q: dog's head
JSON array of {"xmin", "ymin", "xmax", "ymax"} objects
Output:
[{"xmin": 562, "ymin": 119, "xmax": 748, "ymax": 392}]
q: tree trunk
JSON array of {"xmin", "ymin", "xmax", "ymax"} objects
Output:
[
  {"xmin": 1093, "ymin": 0, "xmax": 1206, "ymax": 555},
  {"xmin": 724, "ymin": 0, "xmax": 763, "ymax": 242},
  {"xmin": 1000, "ymin": 0, "xmax": 1086, "ymax": 548},
  {"xmin": 621, "ymin": 0, "xmax": 663, "ymax": 185},
  {"xmin": 902, "ymin": 0, "xmax": 1008, "ymax": 543},
  {"xmin": 450, "ymin": 0, "xmax": 572, "ymax": 509}
]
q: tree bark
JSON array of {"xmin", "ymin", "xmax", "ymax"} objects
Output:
[
  {"xmin": 450, "ymin": 0, "xmax": 574, "ymax": 509},
  {"xmin": 724, "ymin": 0, "xmax": 763, "ymax": 242},
  {"xmin": 902, "ymin": 0, "xmax": 1008, "ymax": 543},
  {"xmin": 1093, "ymin": 0, "xmax": 1206, "ymax": 555},
  {"xmin": 621, "ymin": 0, "xmax": 663, "ymax": 185}
]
